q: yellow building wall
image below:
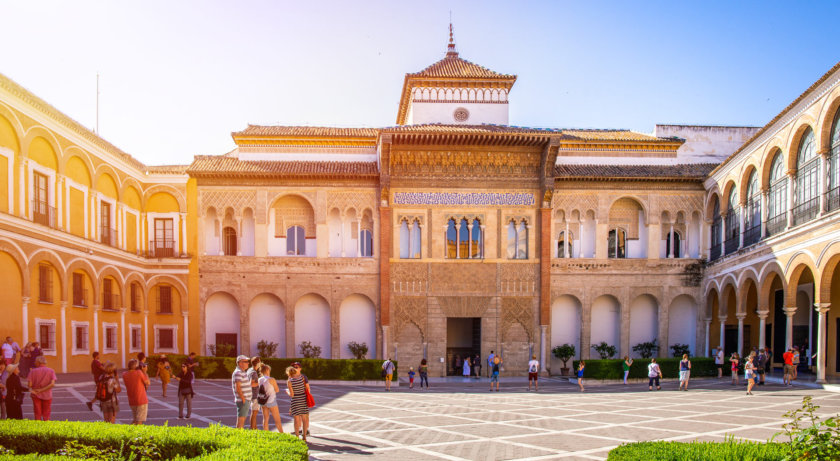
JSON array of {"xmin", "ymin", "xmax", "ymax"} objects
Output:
[
  {"xmin": 146, "ymin": 192, "xmax": 179, "ymax": 212},
  {"xmin": 98, "ymin": 308, "xmax": 122, "ymax": 363},
  {"xmin": 65, "ymin": 156, "xmax": 91, "ymax": 188},
  {"xmin": 0, "ymin": 151, "xmax": 8, "ymax": 214},
  {"xmin": 96, "ymin": 173, "xmax": 118, "ymax": 201},
  {"xmin": 68, "ymin": 188, "xmax": 85, "ymax": 238},
  {"xmin": 28, "ymin": 137, "xmax": 57, "ymax": 170},
  {"xmin": 126, "ymin": 213, "xmax": 137, "ymax": 254},
  {"xmin": 0, "ymin": 117, "xmax": 17, "ymax": 215},
  {"xmin": 0, "ymin": 116, "xmax": 17, "ymax": 151},
  {"xmin": 124, "ymin": 186, "xmax": 141, "ymax": 209},
  {"xmin": 0, "ymin": 252, "xmax": 23, "ymax": 343}
]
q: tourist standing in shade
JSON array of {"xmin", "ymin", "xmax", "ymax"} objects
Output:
[
  {"xmin": 98, "ymin": 362, "xmax": 120, "ymax": 423},
  {"xmin": 462, "ymin": 355, "xmax": 471, "ymax": 380},
  {"xmin": 623, "ymin": 356, "xmax": 633, "ymax": 385},
  {"xmin": 257, "ymin": 364, "xmax": 283, "ymax": 432},
  {"xmin": 528, "ymin": 355, "xmax": 540, "ymax": 391},
  {"xmin": 418, "ymin": 359, "xmax": 430, "ymax": 389},
  {"xmin": 156, "ymin": 355, "xmax": 172, "ymax": 398},
  {"xmin": 4, "ymin": 364, "xmax": 25, "ymax": 419},
  {"xmin": 647, "ymin": 358, "xmax": 662, "ymax": 391},
  {"xmin": 757, "ymin": 349, "xmax": 767, "ymax": 386},
  {"xmin": 678, "ymin": 354, "xmax": 691, "ymax": 391},
  {"xmin": 19, "ymin": 343, "xmax": 32, "ymax": 378},
  {"xmin": 174, "ymin": 362, "xmax": 194, "ymax": 419},
  {"xmin": 286, "ymin": 366, "xmax": 310, "ymax": 443},
  {"xmin": 123, "ymin": 359, "xmax": 150, "ymax": 425},
  {"xmin": 730, "ymin": 352, "xmax": 740, "ymax": 386},
  {"xmin": 715, "ymin": 347, "xmax": 724, "ymax": 378},
  {"xmin": 792, "ymin": 346, "xmax": 800, "ymax": 380},
  {"xmin": 86, "ymin": 352, "xmax": 105, "ymax": 411},
  {"xmin": 28, "ymin": 356, "xmax": 56, "ymax": 421},
  {"xmin": 232, "ymin": 355, "xmax": 252, "ymax": 429}
]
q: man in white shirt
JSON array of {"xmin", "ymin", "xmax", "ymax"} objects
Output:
[
  {"xmin": 527, "ymin": 355, "xmax": 540, "ymax": 391},
  {"xmin": 715, "ymin": 347, "xmax": 724, "ymax": 378},
  {"xmin": 2, "ymin": 337, "xmax": 21, "ymax": 365}
]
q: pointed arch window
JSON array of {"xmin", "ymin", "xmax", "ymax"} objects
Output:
[
  {"xmin": 223, "ymin": 226, "xmax": 237, "ymax": 256},
  {"xmin": 767, "ymin": 152, "xmax": 787, "ymax": 237},
  {"xmin": 828, "ymin": 110, "xmax": 840, "ymax": 212},
  {"xmin": 724, "ymin": 188, "xmax": 740, "ymax": 255},
  {"xmin": 743, "ymin": 170, "xmax": 761, "ymax": 246},
  {"xmin": 607, "ymin": 228, "xmax": 626, "ymax": 259},
  {"xmin": 710, "ymin": 197, "xmax": 722, "ymax": 261},
  {"xmin": 506, "ymin": 220, "xmax": 528, "ymax": 259},
  {"xmin": 557, "ymin": 230, "xmax": 573, "ymax": 258},
  {"xmin": 793, "ymin": 127, "xmax": 819, "ymax": 225},
  {"xmin": 470, "ymin": 218, "xmax": 483, "ymax": 258},
  {"xmin": 666, "ymin": 230, "xmax": 681, "ymax": 258}
]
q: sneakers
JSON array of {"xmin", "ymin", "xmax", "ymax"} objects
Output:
[{"xmin": 86, "ymin": 401, "xmax": 93, "ymax": 411}]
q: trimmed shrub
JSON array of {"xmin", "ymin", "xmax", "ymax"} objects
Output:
[
  {"xmin": 0, "ymin": 419, "xmax": 307, "ymax": 460},
  {"xmin": 573, "ymin": 357, "xmax": 716, "ymax": 380},
  {"xmin": 148, "ymin": 354, "xmax": 396, "ymax": 381},
  {"xmin": 607, "ymin": 440, "xmax": 787, "ymax": 460}
]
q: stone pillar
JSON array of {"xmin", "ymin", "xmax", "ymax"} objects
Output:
[
  {"xmin": 93, "ymin": 305, "xmax": 100, "ymax": 353},
  {"xmin": 786, "ymin": 171, "xmax": 796, "ymax": 229},
  {"xmin": 564, "ymin": 220, "xmax": 570, "ymax": 258},
  {"xmin": 356, "ymin": 219, "xmax": 362, "ymax": 257},
  {"xmin": 718, "ymin": 316, "xmax": 726, "ymax": 350},
  {"xmin": 183, "ymin": 311, "xmax": 190, "ymax": 355},
  {"xmin": 736, "ymin": 314, "xmax": 745, "ymax": 356},
  {"xmin": 381, "ymin": 325, "xmax": 390, "ymax": 361},
  {"xmin": 784, "ymin": 306, "xmax": 796, "ymax": 351},
  {"xmin": 21, "ymin": 296, "xmax": 30, "ymax": 344},
  {"xmin": 467, "ymin": 222, "xmax": 473, "ymax": 258},
  {"xmin": 757, "ymin": 310, "xmax": 769, "ymax": 350},
  {"xmin": 340, "ymin": 216, "xmax": 346, "ymax": 257},
  {"xmin": 648, "ymin": 221, "xmax": 661, "ymax": 260},
  {"xmin": 235, "ymin": 217, "xmax": 242, "ymax": 256},
  {"xmin": 144, "ymin": 310, "xmax": 150, "ymax": 355},
  {"xmin": 595, "ymin": 220, "xmax": 607, "ymax": 259},
  {"xmin": 704, "ymin": 318, "xmax": 711, "ymax": 357},
  {"xmin": 60, "ymin": 301, "xmax": 68, "ymax": 373},
  {"xmin": 815, "ymin": 303, "xmax": 830, "ymax": 383},
  {"xmin": 738, "ymin": 209, "xmax": 745, "ymax": 249},
  {"xmin": 378, "ymin": 206, "xmax": 392, "ymax": 358},
  {"xmin": 540, "ymin": 325, "xmax": 548, "ymax": 373},
  {"xmin": 120, "ymin": 307, "xmax": 127, "ymax": 368},
  {"xmin": 819, "ymin": 149, "xmax": 829, "ymax": 215},
  {"xmin": 217, "ymin": 217, "xmax": 223, "ymax": 256},
  {"xmin": 668, "ymin": 223, "xmax": 674, "ymax": 258},
  {"xmin": 760, "ymin": 190, "xmax": 769, "ymax": 239}
]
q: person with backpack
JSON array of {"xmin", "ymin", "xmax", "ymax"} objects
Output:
[
  {"xmin": 96, "ymin": 362, "xmax": 120, "ymax": 423},
  {"xmin": 256, "ymin": 364, "xmax": 283, "ymax": 432},
  {"xmin": 527, "ymin": 355, "xmax": 540, "ymax": 391},
  {"xmin": 382, "ymin": 358, "xmax": 395, "ymax": 391},
  {"xmin": 85, "ymin": 351, "xmax": 105, "ymax": 411},
  {"xmin": 490, "ymin": 356, "xmax": 502, "ymax": 392},
  {"xmin": 174, "ymin": 362, "xmax": 194, "ymax": 419}
]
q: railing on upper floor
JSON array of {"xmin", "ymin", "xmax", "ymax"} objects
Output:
[
  {"xmin": 765, "ymin": 214, "xmax": 786, "ymax": 238},
  {"xmin": 709, "ymin": 244, "xmax": 721, "ymax": 261},
  {"xmin": 101, "ymin": 226, "xmax": 118, "ymax": 247},
  {"xmin": 73, "ymin": 288, "xmax": 88, "ymax": 307},
  {"xmin": 31, "ymin": 200, "xmax": 56, "ymax": 228},
  {"xmin": 792, "ymin": 197, "xmax": 820, "ymax": 226},
  {"xmin": 742, "ymin": 225, "xmax": 761, "ymax": 247},
  {"xmin": 724, "ymin": 237, "xmax": 740, "ymax": 255},
  {"xmin": 827, "ymin": 185, "xmax": 840, "ymax": 213},
  {"xmin": 148, "ymin": 239, "xmax": 175, "ymax": 258}
]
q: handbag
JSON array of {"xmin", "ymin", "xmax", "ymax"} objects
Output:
[{"xmin": 305, "ymin": 388, "xmax": 315, "ymax": 408}]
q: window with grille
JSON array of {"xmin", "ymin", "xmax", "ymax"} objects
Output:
[
  {"xmin": 38, "ymin": 264, "xmax": 52, "ymax": 303},
  {"xmin": 73, "ymin": 272, "xmax": 86, "ymax": 307},
  {"xmin": 223, "ymin": 226, "xmax": 237, "ymax": 255},
  {"xmin": 130, "ymin": 284, "xmax": 139, "ymax": 312},
  {"xmin": 38, "ymin": 321, "xmax": 55, "ymax": 351},
  {"xmin": 158, "ymin": 286, "xmax": 172, "ymax": 314},
  {"xmin": 608, "ymin": 228, "xmax": 626, "ymax": 258},
  {"xmin": 73, "ymin": 323, "xmax": 89, "ymax": 353},
  {"xmin": 794, "ymin": 128, "xmax": 819, "ymax": 224},
  {"xmin": 158, "ymin": 328, "xmax": 174, "ymax": 350},
  {"xmin": 103, "ymin": 278, "xmax": 113, "ymax": 309},
  {"xmin": 104, "ymin": 325, "xmax": 117, "ymax": 352},
  {"xmin": 130, "ymin": 326, "xmax": 142, "ymax": 351},
  {"xmin": 32, "ymin": 172, "xmax": 49, "ymax": 226}
]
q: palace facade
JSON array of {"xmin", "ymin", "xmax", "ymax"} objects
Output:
[{"xmin": 1, "ymin": 35, "xmax": 839, "ymax": 380}]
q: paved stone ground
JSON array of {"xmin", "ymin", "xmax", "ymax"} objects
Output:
[{"xmin": 23, "ymin": 376, "xmax": 840, "ymax": 460}]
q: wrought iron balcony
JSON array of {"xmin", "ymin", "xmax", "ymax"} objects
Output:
[
  {"xmin": 765, "ymin": 214, "xmax": 786, "ymax": 238},
  {"xmin": 827, "ymin": 185, "xmax": 840, "ymax": 213},
  {"xmin": 792, "ymin": 197, "xmax": 819, "ymax": 226},
  {"xmin": 724, "ymin": 237, "xmax": 740, "ymax": 255},
  {"xmin": 73, "ymin": 288, "xmax": 88, "ymax": 307},
  {"xmin": 101, "ymin": 226, "xmax": 118, "ymax": 247},
  {"xmin": 709, "ymin": 244, "xmax": 721, "ymax": 261},
  {"xmin": 102, "ymin": 293, "xmax": 120, "ymax": 311},
  {"xmin": 742, "ymin": 225, "xmax": 761, "ymax": 247},
  {"xmin": 148, "ymin": 239, "xmax": 175, "ymax": 258},
  {"xmin": 31, "ymin": 200, "xmax": 56, "ymax": 228}
]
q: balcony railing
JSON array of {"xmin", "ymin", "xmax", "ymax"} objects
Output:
[
  {"xmin": 73, "ymin": 288, "xmax": 88, "ymax": 307},
  {"xmin": 32, "ymin": 200, "xmax": 56, "ymax": 228},
  {"xmin": 148, "ymin": 239, "xmax": 175, "ymax": 258},
  {"xmin": 101, "ymin": 226, "xmax": 118, "ymax": 247},
  {"xmin": 102, "ymin": 293, "xmax": 120, "ymax": 311},
  {"xmin": 743, "ymin": 225, "xmax": 761, "ymax": 247},
  {"xmin": 828, "ymin": 185, "xmax": 840, "ymax": 213},
  {"xmin": 792, "ymin": 197, "xmax": 820, "ymax": 226},
  {"xmin": 724, "ymin": 237, "xmax": 740, "ymax": 255},
  {"xmin": 765, "ymin": 214, "xmax": 786, "ymax": 238},
  {"xmin": 709, "ymin": 243, "xmax": 721, "ymax": 261}
]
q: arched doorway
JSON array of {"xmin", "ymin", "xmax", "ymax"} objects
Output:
[
  {"xmin": 629, "ymin": 295, "xmax": 658, "ymax": 358},
  {"xmin": 204, "ymin": 292, "xmax": 240, "ymax": 357},
  {"xmin": 668, "ymin": 295, "xmax": 698, "ymax": 356},
  {"xmin": 294, "ymin": 294, "xmax": 331, "ymax": 358},
  {"xmin": 339, "ymin": 294, "xmax": 376, "ymax": 359}
]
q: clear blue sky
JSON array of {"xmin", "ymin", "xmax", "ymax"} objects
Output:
[{"xmin": 1, "ymin": 1, "xmax": 839, "ymax": 165}]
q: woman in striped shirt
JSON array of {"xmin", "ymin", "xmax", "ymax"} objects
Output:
[{"xmin": 286, "ymin": 366, "xmax": 310, "ymax": 442}]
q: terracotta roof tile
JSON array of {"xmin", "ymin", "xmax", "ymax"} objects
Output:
[
  {"xmin": 382, "ymin": 124, "xmax": 679, "ymax": 143},
  {"xmin": 233, "ymin": 125, "xmax": 379, "ymax": 138},
  {"xmin": 145, "ymin": 165, "xmax": 189, "ymax": 174},
  {"xmin": 554, "ymin": 163, "xmax": 717, "ymax": 181},
  {"xmin": 408, "ymin": 56, "xmax": 515, "ymax": 80},
  {"xmin": 187, "ymin": 155, "xmax": 378, "ymax": 177}
]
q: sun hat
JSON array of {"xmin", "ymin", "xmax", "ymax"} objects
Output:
[{"xmin": 236, "ymin": 355, "xmax": 250, "ymax": 363}]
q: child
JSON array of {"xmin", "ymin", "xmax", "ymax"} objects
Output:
[{"xmin": 408, "ymin": 367, "xmax": 416, "ymax": 389}]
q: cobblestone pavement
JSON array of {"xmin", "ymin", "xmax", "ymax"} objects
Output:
[{"xmin": 24, "ymin": 376, "xmax": 840, "ymax": 460}]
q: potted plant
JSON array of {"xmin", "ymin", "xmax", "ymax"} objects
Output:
[{"xmin": 552, "ymin": 343, "xmax": 576, "ymax": 376}]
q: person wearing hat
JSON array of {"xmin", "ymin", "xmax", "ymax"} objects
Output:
[
  {"xmin": 4, "ymin": 363, "xmax": 26, "ymax": 419},
  {"xmin": 232, "ymin": 355, "xmax": 252, "ymax": 428},
  {"xmin": 156, "ymin": 355, "xmax": 172, "ymax": 398},
  {"xmin": 291, "ymin": 362, "xmax": 310, "ymax": 437}
]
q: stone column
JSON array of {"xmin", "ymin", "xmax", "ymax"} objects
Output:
[
  {"xmin": 120, "ymin": 307, "xmax": 127, "ymax": 368},
  {"xmin": 340, "ymin": 215, "xmax": 346, "ymax": 257},
  {"xmin": 786, "ymin": 171, "xmax": 796, "ymax": 229},
  {"xmin": 356, "ymin": 219, "xmax": 362, "ymax": 257},
  {"xmin": 736, "ymin": 313, "xmax": 745, "ymax": 356},
  {"xmin": 540, "ymin": 325, "xmax": 548, "ymax": 373},
  {"xmin": 718, "ymin": 316, "xmax": 727, "ymax": 351},
  {"xmin": 60, "ymin": 301, "xmax": 68, "ymax": 373},
  {"xmin": 183, "ymin": 311, "xmax": 190, "ymax": 355},
  {"xmin": 815, "ymin": 303, "xmax": 830, "ymax": 383},
  {"xmin": 719, "ymin": 211, "xmax": 727, "ymax": 256},
  {"xmin": 564, "ymin": 220, "xmax": 570, "ymax": 258},
  {"xmin": 18, "ymin": 158, "xmax": 27, "ymax": 218},
  {"xmin": 479, "ymin": 225, "xmax": 485, "ymax": 258},
  {"xmin": 738, "ymin": 208, "xmax": 745, "ymax": 249},
  {"xmin": 668, "ymin": 223, "xmax": 674, "ymax": 258},
  {"xmin": 760, "ymin": 189, "xmax": 769, "ymax": 239},
  {"xmin": 784, "ymin": 306, "xmax": 797, "ymax": 351},
  {"xmin": 93, "ymin": 305, "xmax": 100, "ymax": 353},
  {"xmin": 144, "ymin": 310, "xmax": 150, "ymax": 355},
  {"xmin": 704, "ymin": 318, "xmax": 711, "ymax": 357},
  {"xmin": 757, "ymin": 310, "xmax": 769, "ymax": 350},
  {"xmin": 819, "ymin": 149, "xmax": 829, "ymax": 215},
  {"xmin": 595, "ymin": 219, "xmax": 607, "ymax": 259},
  {"xmin": 381, "ymin": 325, "xmax": 390, "ymax": 361},
  {"xmin": 467, "ymin": 223, "xmax": 473, "ymax": 258},
  {"xmin": 21, "ymin": 296, "xmax": 30, "ymax": 344}
]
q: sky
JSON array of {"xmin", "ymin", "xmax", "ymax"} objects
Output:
[{"xmin": 1, "ymin": 1, "xmax": 839, "ymax": 166}]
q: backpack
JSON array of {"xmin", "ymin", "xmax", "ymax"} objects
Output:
[
  {"xmin": 256, "ymin": 383, "xmax": 269, "ymax": 405},
  {"xmin": 95, "ymin": 375, "xmax": 113, "ymax": 402},
  {"xmin": 529, "ymin": 362, "xmax": 538, "ymax": 373}
]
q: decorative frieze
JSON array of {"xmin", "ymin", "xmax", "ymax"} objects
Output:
[{"xmin": 394, "ymin": 191, "xmax": 535, "ymax": 206}]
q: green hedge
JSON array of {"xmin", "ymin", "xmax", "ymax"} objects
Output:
[
  {"xmin": 608, "ymin": 441, "xmax": 787, "ymax": 460},
  {"xmin": 0, "ymin": 419, "xmax": 307, "ymax": 460},
  {"xmin": 572, "ymin": 357, "xmax": 716, "ymax": 380},
  {"xmin": 148, "ymin": 354, "xmax": 397, "ymax": 381}
]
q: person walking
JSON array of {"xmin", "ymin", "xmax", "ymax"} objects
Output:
[
  {"xmin": 678, "ymin": 354, "xmax": 691, "ymax": 391},
  {"xmin": 745, "ymin": 355, "xmax": 756, "ymax": 396},
  {"xmin": 528, "ymin": 355, "xmax": 540, "ymax": 391},
  {"xmin": 622, "ymin": 356, "xmax": 633, "ymax": 385},
  {"xmin": 474, "ymin": 354, "xmax": 482, "ymax": 379},
  {"xmin": 792, "ymin": 346, "xmax": 800, "ymax": 380},
  {"xmin": 85, "ymin": 352, "xmax": 105, "ymax": 411},
  {"xmin": 4, "ymin": 364, "xmax": 26, "ymax": 419},
  {"xmin": 1, "ymin": 337, "xmax": 20, "ymax": 366},
  {"xmin": 174, "ymin": 362, "xmax": 194, "ymax": 419},
  {"xmin": 783, "ymin": 348, "xmax": 795, "ymax": 386},
  {"xmin": 290, "ymin": 362, "xmax": 310, "ymax": 438},
  {"xmin": 286, "ymin": 366, "xmax": 310, "ymax": 443},
  {"xmin": 462, "ymin": 355, "xmax": 471, "ymax": 380},
  {"xmin": 232, "ymin": 355, "xmax": 252, "ymax": 429},
  {"xmin": 248, "ymin": 356, "xmax": 262, "ymax": 430},
  {"xmin": 27, "ymin": 356, "xmax": 56, "ymax": 421},
  {"xmin": 490, "ymin": 356, "xmax": 502, "ymax": 392},
  {"xmin": 29, "ymin": 342, "xmax": 42, "ymax": 369},
  {"xmin": 730, "ymin": 352, "xmax": 740, "ymax": 386},
  {"xmin": 156, "ymin": 355, "xmax": 172, "ymax": 398},
  {"xmin": 137, "ymin": 352, "xmax": 149, "ymax": 376},
  {"xmin": 757, "ymin": 349, "xmax": 767, "ymax": 386},
  {"xmin": 97, "ymin": 362, "xmax": 120, "ymax": 423},
  {"xmin": 408, "ymin": 367, "xmax": 415, "ymax": 389},
  {"xmin": 577, "ymin": 361, "xmax": 585, "ymax": 392},
  {"xmin": 122, "ymin": 359, "xmax": 150, "ymax": 425},
  {"xmin": 382, "ymin": 358, "xmax": 395, "ymax": 391},
  {"xmin": 257, "ymin": 364, "xmax": 283, "ymax": 432},
  {"xmin": 715, "ymin": 347, "xmax": 724, "ymax": 378},
  {"xmin": 418, "ymin": 359, "xmax": 430, "ymax": 389},
  {"xmin": 0, "ymin": 361, "xmax": 7, "ymax": 419},
  {"xmin": 647, "ymin": 358, "xmax": 662, "ymax": 391}
]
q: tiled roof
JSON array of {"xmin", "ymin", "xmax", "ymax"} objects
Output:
[
  {"xmin": 561, "ymin": 129, "xmax": 674, "ymax": 143},
  {"xmin": 187, "ymin": 155, "xmax": 378, "ymax": 178},
  {"xmin": 554, "ymin": 163, "xmax": 717, "ymax": 181},
  {"xmin": 408, "ymin": 56, "xmax": 515, "ymax": 80},
  {"xmin": 232, "ymin": 125, "xmax": 379, "ymax": 138},
  {"xmin": 145, "ymin": 165, "xmax": 189, "ymax": 174},
  {"xmin": 382, "ymin": 124, "xmax": 679, "ymax": 143}
]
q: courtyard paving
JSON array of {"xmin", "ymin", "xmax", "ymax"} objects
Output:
[{"xmin": 27, "ymin": 376, "xmax": 840, "ymax": 460}]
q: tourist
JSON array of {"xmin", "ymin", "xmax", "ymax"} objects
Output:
[
  {"xmin": 622, "ymin": 356, "xmax": 633, "ymax": 385},
  {"xmin": 474, "ymin": 354, "xmax": 482, "ymax": 379},
  {"xmin": 1, "ymin": 337, "xmax": 20, "ymax": 366},
  {"xmin": 647, "ymin": 358, "xmax": 662, "ymax": 391},
  {"xmin": 528, "ymin": 354, "xmax": 539, "ymax": 391},
  {"xmin": 408, "ymin": 367, "xmax": 415, "ymax": 389},
  {"xmin": 678, "ymin": 354, "xmax": 691, "ymax": 391},
  {"xmin": 185, "ymin": 352, "xmax": 199, "ymax": 371},
  {"xmin": 4, "ymin": 364, "xmax": 25, "ymax": 419},
  {"xmin": 257, "ymin": 364, "xmax": 283, "ymax": 432},
  {"xmin": 487, "ymin": 351, "xmax": 495, "ymax": 377},
  {"xmin": 232, "ymin": 355, "xmax": 252, "ymax": 428},
  {"xmin": 715, "ymin": 347, "xmax": 724, "ymax": 378},
  {"xmin": 382, "ymin": 358, "xmax": 395, "ymax": 391},
  {"xmin": 730, "ymin": 352, "xmax": 740, "ymax": 386},
  {"xmin": 490, "ymin": 355, "xmax": 502, "ymax": 392},
  {"xmin": 757, "ymin": 349, "xmax": 767, "ymax": 386},
  {"xmin": 286, "ymin": 366, "xmax": 310, "ymax": 443},
  {"xmin": 418, "ymin": 359, "xmax": 430, "ymax": 389},
  {"xmin": 123, "ymin": 359, "xmax": 150, "ymax": 425},
  {"xmin": 19, "ymin": 343, "xmax": 32, "ymax": 378},
  {"xmin": 0, "ymin": 361, "xmax": 7, "ymax": 419},
  {"xmin": 86, "ymin": 351, "xmax": 105, "ymax": 411},
  {"xmin": 174, "ymin": 362, "xmax": 194, "ymax": 419},
  {"xmin": 156, "ymin": 355, "xmax": 172, "ymax": 398},
  {"xmin": 291, "ymin": 362, "xmax": 310, "ymax": 437},
  {"xmin": 29, "ymin": 342, "xmax": 42, "ymax": 369},
  {"xmin": 454, "ymin": 355, "xmax": 462, "ymax": 375},
  {"xmin": 792, "ymin": 346, "xmax": 800, "ymax": 380},
  {"xmin": 577, "ymin": 361, "xmax": 585, "ymax": 392},
  {"xmin": 98, "ymin": 362, "xmax": 120, "ymax": 423},
  {"xmin": 27, "ymin": 356, "xmax": 56, "ymax": 421},
  {"xmin": 137, "ymin": 352, "xmax": 148, "ymax": 376},
  {"xmin": 783, "ymin": 348, "xmax": 794, "ymax": 386},
  {"xmin": 462, "ymin": 355, "xmax": 471, "ymax": 380},
  {"xmin": 248, "ymin": 356, "xmax": 262, "ymax": 429},
  {"xmin": 745, "ymin": 354, "xmax": 756, "ymax": 396}
]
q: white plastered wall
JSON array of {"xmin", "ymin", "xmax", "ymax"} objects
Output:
[
  {"xmin": 590, "ymin": 296, "xmax": 620, "ymax": 351},
  {"xmin": 551, "ymin": 296, "xmax": 582, "ymax": 360},
  {"xmin": 204, "ymin": 292, "xmax": 240, "ymax": 355},
  {"xmin": 629, "ymin": 295, "xmax": 658, "ymax": 358},
  {"xmin": 249, "ymin": 294, "xmax": 285, "ymax": 357},
  {"xmin": 338, "ymin": 295, "xmax": 376, "ymax": 359},
  {"xmin": 668, "ymin": 296, "xmax": 698, "ymax": 355},
  {"xmin": 294, "ymin": 294, "xmax": 331, "ymax": 358}
]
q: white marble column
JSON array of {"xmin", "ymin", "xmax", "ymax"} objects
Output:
[
  {"xmin": 120, "ymin": 307, "xmax": 127, "ymax": 368},
  {"xmin": 564, "ymin": 220, "xmax": 570, "ymax": 258},
  {"xmin": 21, "ymin": 296, "xmax": 30, "ymax": 344},
  {"xmin": 356, "ymin": 219, "xmax": 362, "ymax": 257},
  {"xmin": 144, "ymin": 310, "xmax": 150, "ymax": 354},
  {"xmin": 784, "ymin": 306, "xmax": 797, "ymax": 351},
  {"xmin": 786, "ymin": 172, "xmax": 796, "ymax": 229},
  {"xmin": 815, "ymin": 303, "xmax": 830, "ymax": 383},
  {"xmin": 704, "ymin": 318, "xmax": 711, "ymax": 357},
  {"xmin": 183, "ymin": 311, "xmax": 190, "ymax": 355},
  {"xmin": 719, "ymin": 316, "xmax": 727, "ymax": 351},
  {"xmin": 736, "ymin": 314, "xmax": 745, "ymax": 356},
  {"xmin": 668, "ymin": 223, "xmax": 674, "ymax": 257},
  {"xmin": 467, "ymin": 223, "xmax": 473, "ymax": 258},
  {"xmin": 757, "ymin": 310, "xmax": 768, "ymax": 350},
  {"xmin": 540, "ymin": 325, "xmax": 548, "ymax": 373},
  {"xmin": 760, "ymin": 190, "xmax": 769, "ymax": 239},
  {"xmin": 93, "ymin": 305, "xmax": 100, "ymax": 352},
  {"xmin": 60, "ymin": 301, "xmax": 68, "ymax": 373}
]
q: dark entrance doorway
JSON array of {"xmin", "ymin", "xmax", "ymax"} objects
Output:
[{"xmin": 446, "ymin": 318, "xmax": 481, "ymax": 376}]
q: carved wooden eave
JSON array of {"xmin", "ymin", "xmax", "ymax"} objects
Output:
[{"xmin": 384, "ymin": 132, "xmax": 549, "ymax": 147}]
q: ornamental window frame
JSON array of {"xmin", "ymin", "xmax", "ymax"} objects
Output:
[
  {"xmin": 556, "ymin": 230, "xmax": 574, "ymax": 258},
  {"xmin": 129, "ymin": 324, "xmax": 143, "ymax": 353},
  {"xmin": 102, "ymin": 322, "xmax": 118, "ymax": 354},
  {"xmin": 607, "ymin": 227, "xmax": 627, "ymax": 259},
  {"xmin": 71, "ymin": 320, "xmax": 90, "ymax": 356},
  {"xmin": 153, "ymin": 324, "xmax": 178, "ymax": 354},
  {"xmin": 35, "ymin": 318, "xmax": 57, "ymax": 355},
  {"xmin": 794, "ymin": 127, "xmax": 820, "ymax": 218},
  {"xmin": 506, "ymin": 218, "xmax": 529, "ymax": 260},
  {"xmin": 399, "ymin": 217, "xmax": 422, "ymax": 259}
]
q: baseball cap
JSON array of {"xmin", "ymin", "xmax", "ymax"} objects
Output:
[
  {"xmin": 236, "ymin": 355, "xmax": 250, "ymax": 362},
  {"xmin": 292, "ymin": 362, "xmax": 302, "ymax": 367}
]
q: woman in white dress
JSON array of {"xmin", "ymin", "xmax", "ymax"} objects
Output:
[{"xmin": 462, "ymin": 356, "xmax": 471, "ymax": 379}]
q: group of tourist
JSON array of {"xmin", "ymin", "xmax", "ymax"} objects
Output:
[
  {"xmin": 0, "ymin": 337, "xmax": 55, "ymax": 420},
  {"xmin": 574, "ymin": 355, "xmax": 691, "ymax": 393}
]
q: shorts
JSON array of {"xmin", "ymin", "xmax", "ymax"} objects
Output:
[
  {"xmin": 261, "ymin": 400, "xmax": 277, "ymax": 409},
  {"xmin": 490, "ymin": 371, "xmax": 499, "ymax": 383},
  {"xmin": 648, "ymin": 376, "xmax": 660, "ymax": 387},
  {"xmin": 100, "ymin": 399, "xmax": 119, "ymax": 414},
  {"xmin": 784, "ymin": 364, "xmax": 795, "ymax": 375},
  {"xmin": 236, "ymin": 401, "xmax": 250, "ymax": 418},
  {"xmin": 679, "ymin": 370, "xmax": 690, "ymax": 382},
  {"xmin": 528, "ymin": 372, "xmax": 538, "ymax": 381},
  {"xmin": 250, "ymin": 400, "xmax": 260, "ymax": 411},
  {"xmin": 715, "ymin": 364, "xmax": 722, "ymax": 369},
  {"xmin": 130, "ymin": 404, "xmax": 147, "ymax": 423},
  {"xmin": 385, "ymin": 374, "xmax": 393, "ymax": 381}
]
